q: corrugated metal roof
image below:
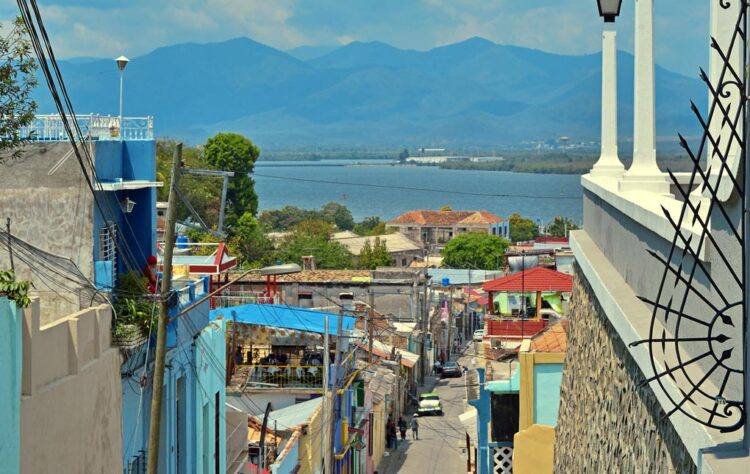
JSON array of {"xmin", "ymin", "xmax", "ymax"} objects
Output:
[
  {"xmin": 209, "ymin": 304, "xmax": 355, "ymax": 336},
  {"xmin": 265, "ymin": 397, "xmax": 322, "ymax": 430}
]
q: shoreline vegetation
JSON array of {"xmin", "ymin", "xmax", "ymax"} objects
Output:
[{"xmin": 259, "ymin": 149, "xmax": 695, "ymax": 175}]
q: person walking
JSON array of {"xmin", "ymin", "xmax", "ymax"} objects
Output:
[
  {"xmin": 398, "ymin": 417, "xmax": 407, "ymax": 441},
  {"xmin": 386, "ymin": 418, "xmax": 397, "ymax": 449},
  {"xmin": 410, "ymin": 417, "xmax": 419, "ymax": 440}
]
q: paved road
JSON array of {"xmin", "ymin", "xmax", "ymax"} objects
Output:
[{"xmin": 376, "ymin": 349, "xmax": 474, "ymax": 474}]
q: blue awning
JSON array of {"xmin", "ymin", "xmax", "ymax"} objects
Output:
[{"xmin": 209, "ymin": 304, "xmax": 355, "ymax": 336}]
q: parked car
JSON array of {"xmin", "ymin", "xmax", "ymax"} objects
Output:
[
  {"xmin": 417, "ymin": 393, "xmax": 443, "ymax": 416},
  {"xmin": 441, "ymin": 361, "xmax": 462, "ymax": 378},
  {"xmin": 473, "ymin": 329, "xmax": 485, "ymax": 342}
]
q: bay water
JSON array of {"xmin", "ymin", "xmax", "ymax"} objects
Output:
[{"xmin": 254, "ymin": 160, "xmax": 583, "ymax": 224}]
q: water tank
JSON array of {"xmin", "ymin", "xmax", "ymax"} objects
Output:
[
  {"xmin": 441, "ymin": 277, "xmax": 450, "ymax": 287},
  {"xmin": 176, "ymin": 236, "xmax": 189, "ymax": 249}
]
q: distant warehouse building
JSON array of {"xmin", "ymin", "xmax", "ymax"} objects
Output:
[{"xmin": 387, "ymin": 209, "xmax": 508, "ymax": 252}]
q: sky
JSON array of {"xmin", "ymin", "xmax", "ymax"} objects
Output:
[{"xmin": 2, "ymin": 0, "xmax": 708, "ymax": 76}]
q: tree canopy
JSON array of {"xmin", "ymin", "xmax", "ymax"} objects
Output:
[
  {"xmin": 260, "ymin": 202, "xmax": 357, "ymax": 232},
  {"xmin": 274, "ymin": 228, "xmax": 353, "ymax": 270},
  {"xmin": 441, "ymin": 233, "xmax": 509, "ymax": 270},
  {"xmin": 508, "ymin": 213, "xmax": 539, "ymax": 242},
  {"xmin": 0, "ymin": 17, "xmax": 37, "ymax": 164},
  {"xmin": 203, "ymin": 132, "xmax": 261, "ymax": 223},
  {"xmin": 546, "ymin": 217, "xmax": 579, "ymax": 238},
  {"xmin": 358, "ymin": 237, "xmax": 391, "ymax": 269}
]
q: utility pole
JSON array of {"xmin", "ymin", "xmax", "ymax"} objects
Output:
[
  {"xmin": 447, "ymin": 286, "xmax": 454, "ymax": 359},
  {"xmin": 147, "ymin": 143, "xmax": 182, "ymax": 474},
  {"xmin": 6, "ymin": 218, "xmax": 14, "ymax": 272},
  {"xmin": 328, "ymin": 314, "xmax": 345, "ymax": 474},
  {"xmin": 421, "ymin": 279, "xmax": 428, "ymax": 384},
  {"xmin": 368, "ymin": 289, "xmax": 375, "ymax": 363},
  {"xmin": 321, "ymin": 315, "xmax": 330, "ymax": 474}
]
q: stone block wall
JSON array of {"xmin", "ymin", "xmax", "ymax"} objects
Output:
[{"xmin": 553, "ymin": 264, "xmax": 695, "ymax": 473}]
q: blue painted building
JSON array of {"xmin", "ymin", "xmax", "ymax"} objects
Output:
[{"xmin": 0, "ymin": 297, "xmax": 22, "ymax": 474}]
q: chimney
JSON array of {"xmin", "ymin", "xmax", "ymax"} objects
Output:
[{"xmin": 301, "ymin": 255, "xmax": 316, "ymax": 271}]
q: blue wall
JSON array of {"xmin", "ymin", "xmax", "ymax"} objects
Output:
[
  {"xmin": 92, "ymin": 139, "xmax": 157, "ymax": 287},
  {"xmin": 0, "ymin": 298, "xmax": 21, "ymax": 474},
  {"xmin": 121, "ymin": 279, "xmax": 220, "ymax": 474},
  {"xmin": 194, "ymin": 317, "xmax": 227, "ymax": 474},
  {"xmin": 532, "ymin": 363, "xmax": 563, "ymax": 426}
]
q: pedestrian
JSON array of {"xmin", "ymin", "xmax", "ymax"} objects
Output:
[
  {"xmin": 386, "ymin": 418, "xmax": 396, "ymax": 449},
  {"xmin": 398, "ymin": 417, "xmax": 407, "ymax": 441},
  {"xmin": 410, "ymin": 417, "xmax": 419, "ymax": 440}
]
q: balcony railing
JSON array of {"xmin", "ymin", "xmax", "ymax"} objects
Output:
[
  {"xmin": 19, "ymin": 114, "xmax": 153, "ymax": 141},
  {"xmin": 213, "ymin": 291, "xmax": 275, "ymax": 308},
  {"xmin": 239, "ymin": 364, "xmax": 326, "ymax": 390}
]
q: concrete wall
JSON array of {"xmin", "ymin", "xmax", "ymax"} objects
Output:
[
  {"xmin": 582, "ymin": 190, "xmax": 742, "ymax": 381},
  {"xmin": 0, "ymin": 298, "xmax": 22, "ymax": 474},
  {"xmin": 20, "ymin": 298, "xmax": 123, "ymax": 473},
  {"xmin": 297, "ymin": 402, "xmax": 323, "ymax": 474},
  {"xmin": 513, "ymin": 424, "xmax": 555, "ymax": 474},
  {"xmin": 0, "ymin": 142, "xmax": 96, "ymax": 321},
  {"xmin": 553, "ymin": 267, "xmax": 696, "ymax": 473}
]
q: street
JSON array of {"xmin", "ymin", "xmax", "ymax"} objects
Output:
[{"xmin": 376, "ymin": 349, "xmax": 474, "ymax": 474}]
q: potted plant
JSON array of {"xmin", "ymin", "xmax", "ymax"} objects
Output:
[{"xmin": 0, "ymin": 270, "xmax": 32, "ymax": 308}]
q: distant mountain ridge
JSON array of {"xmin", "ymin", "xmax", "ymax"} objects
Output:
[{"xmin": 36, "ymin": 36, "xmax": 705, "ymax": 149}]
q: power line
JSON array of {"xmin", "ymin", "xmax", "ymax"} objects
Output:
[{"xmin": 252, "ymin": 172, "xmax": 581, "ymax": 200}]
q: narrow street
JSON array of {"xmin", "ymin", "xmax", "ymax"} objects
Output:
[{"xmin": 377, "ymin": 348, "xmax": 474, "ymax": 474}]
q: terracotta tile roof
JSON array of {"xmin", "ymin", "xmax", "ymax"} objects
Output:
[
  {"xmin": 530, "ymin": 320, "xmax": 568, "ymax": 353},
  {"xmin": 483, "ymin": 267, "xmax": 573, "ymax": 293},
  {"xmin": 388, "ymin": 210, "xmax": 503, "ymax": 226},
  {"xmin": 235, "ymin": 270, "xmax": 372, "ymax": 283}
]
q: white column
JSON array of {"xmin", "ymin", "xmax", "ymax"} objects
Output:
[
  {"xmin": 591, "ymin": 26, "xmax": 624, "ymax": 178},
  {"xmin": 619, "ymin": 0, "xmax": 669, "ymax": 194}
]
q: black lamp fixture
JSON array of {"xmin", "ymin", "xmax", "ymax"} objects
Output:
[{"xmin": 597, "ymin": 0, "xmax": 623, "ymax": 22}]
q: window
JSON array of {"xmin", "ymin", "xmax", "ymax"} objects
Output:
[
  {"xmin": 98, "ymin": 222, "xmax": 117, "ymax": 262},
  {"xmin": 298, "ymin": 292, "xmax": 313, "ymax": 308}
]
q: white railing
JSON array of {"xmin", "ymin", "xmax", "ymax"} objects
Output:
[{"xmin": 19, "ymin": 114, "xmax": 153, "ymax": 141}]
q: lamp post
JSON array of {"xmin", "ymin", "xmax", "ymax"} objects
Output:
[
  {"xmin": 115, "ymin": 55, "xmax": 129, "ymax": 134},
  {"xmin": 591, "ymin": 0, "xmax": 625, "ymax": 178}
]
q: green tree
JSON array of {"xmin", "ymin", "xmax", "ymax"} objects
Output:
[
  {"xmin": 274, "ymin": 232, "xmax": 353, "ymax": 269},
  {"xmin": 358, "ymin": 236, "xmax": 391, "ymax": 269},
  {"xmin": 322, "ymin": 202, "xmax": 355, "ymax": 231},
  {"xmin": 546, "ymin": 217, "xmax": 579, "ymax": 238},
  {"xmin": 353, "ymin": 216, "xmax": 394, "ymax": 236},
  {"xmin": 228, "ymin": 212, "xmax": 274, "ymax": 267},
  {"xmin": 203, "ymin": 132, "xmax": 261, "ymax": 225},
  {"xmin": 0, "ymin": 17, "xmax": 37, "ymax": 164},
  {"xmin": 398, "ymin": 148, "xmax": 409, "ymax": 162},
  {"xmin": 292, "ymin": 219, "xmax": 335, "ymax": 238},
  {"xmin": 441, "ymin": 233, "xmax": 509, "ymax": 270},
  {"xmin": 508, "ymin": 213, "xmax": 539, "ymax": 242},
  {"xmin": 440, "ymin": 205, "xmax": 452, "ymax": 211}
]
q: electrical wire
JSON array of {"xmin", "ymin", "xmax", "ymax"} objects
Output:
[{"xmin": 252, "ymin": 172, "xmax": 582, "ymax": 200}]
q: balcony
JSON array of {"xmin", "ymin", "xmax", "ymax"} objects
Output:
[
  {"xmin": 20, "ymin": 114, "xmax": 153, "ymax": 141},
  {"xmin": 234, "ymin": 364, "xmax": 328, "ymax": 391}
]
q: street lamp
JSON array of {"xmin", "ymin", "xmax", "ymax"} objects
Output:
[
  {"xmin": 591, "ymin": 0, "xmax": 625, "ymax": 178},
  {"xmin": 597, "ymin": 0, "xmax": 623, "ymax": 22},
  {"xmin": 115, "ymin": 55, "xmax": 129, "ymax": 134}
]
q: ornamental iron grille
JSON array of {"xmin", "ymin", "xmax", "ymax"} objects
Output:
[{"xmin": 630, "ymin": 0, "xmax": 747, "ymax": 432}]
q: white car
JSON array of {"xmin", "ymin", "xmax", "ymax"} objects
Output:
[{"xmin": 473, "ymin": 329, "xmax": 485, "ymax": 342}]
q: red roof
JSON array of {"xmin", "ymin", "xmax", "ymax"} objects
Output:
[
  {"xmin": 477, "ymin": 297, "xmax": 489, "ymax": 306},
  {"xmin": 482, "ymin": 267, "xmax": 572, "ymax": 293},
  {"xmin": 388, "ymin": 210, "xmax": 503, "ymax": 226},
  {"xmin": 530, "ymin": 320, "xmax": 568, "ymax": 352},
  {"xmin": 535, "ymin": 237, "xmax": 569, "ymax": 244},
  {"xmin": 485, "ymin": 319, "xmax": 548, "ymax": 338}
]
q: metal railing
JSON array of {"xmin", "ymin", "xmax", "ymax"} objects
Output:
[
  {"xmin": 19, "ymin": 114, "xmax": 153, "ymax": 141},
  {"xmin": 213, "ymin": 291, "xmax": 275, "ymax": 308},
  {"xmin": 241, "ymin": 364, "xmax": 325, "ymax": 389}
]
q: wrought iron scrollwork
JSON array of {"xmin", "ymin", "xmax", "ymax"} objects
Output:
[{"xmin": 629, "ymin": 0, "xmax": 747, "ymax": 432}]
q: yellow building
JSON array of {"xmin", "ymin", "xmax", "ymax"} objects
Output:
[{"xmin": 513, "ymin": 321, "xmax": 567, "ymax": 474}]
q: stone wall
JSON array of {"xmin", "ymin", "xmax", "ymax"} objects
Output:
[{"xmin": 553, "ymin": 265, "xmax": 695, "ymax": 473}]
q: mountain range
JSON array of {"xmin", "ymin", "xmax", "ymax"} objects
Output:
[{"xmin": 34, "ymin": 37, "xmax": 706, "ymax": 149}]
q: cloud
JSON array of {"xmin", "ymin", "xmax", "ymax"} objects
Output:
[{"xmin": 2, "ymin": 0, "xmax": 709, "ymax": 75}]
